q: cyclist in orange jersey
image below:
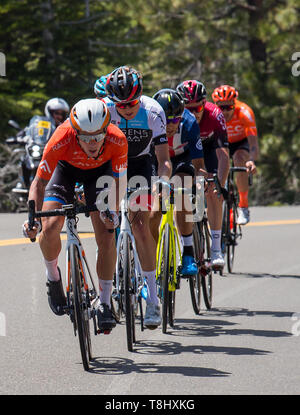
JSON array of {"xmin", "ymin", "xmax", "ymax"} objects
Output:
[
  {"xmin": 212, "ymin": 85, "xmax": 259, "ymax": 225},
  {"xmin": 22, "ymin": 98, "xmax": 128, "ymax": 331}
]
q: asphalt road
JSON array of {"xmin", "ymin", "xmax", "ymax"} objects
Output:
[{"xmin": 0, "ymin": 206, "xmax": 300, "ymax": 396}]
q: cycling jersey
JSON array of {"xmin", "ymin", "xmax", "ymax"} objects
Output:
[
  {"xmin": 103, "ymin": 95, "xmax": 167, "ymax": 159},
  {"xmin": 198, "ymin": 101, "xmax": 228, "ymax": 149},
  {"xmin": 167, "ymin": 108, "xmax": 203, "ymax": 159},
  {"xmin": 226, "ymin": 100, "xmax": 257, "ymax": 144},
  {"xmin": 37, "ymin": 119, "xmax": 128, "ymax": 181},
  {"xmin": 189, "ymin": 101, "xmax": 228, "ymax": 174}
]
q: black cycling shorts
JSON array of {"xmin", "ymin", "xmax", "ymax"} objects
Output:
[
  {"xmin": 44, "ymin": 160, "xmax": 113, "ymax": 209},
  {"xmin": 202, "ymin": 144, "xmax": 218, "ymax": 174},
  {"xmin": 170, "ymin": 152, "xmax": 195, "ymax": 177},
  {"xmin": 229, "ymin": 138, "xmax": 249, "ymax": 158},
  {"xmin": 127, "ymin": 155, "xmax": 154, "ymax": 192}
]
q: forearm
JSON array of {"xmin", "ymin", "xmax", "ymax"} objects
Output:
[
  {"xmin": 192, "ymin": 158, "xmax": 207, "ymax": 177},
  {"xmin": 157, "ymin": 159, "xmax": 172, "ymax": 179},
  {"xmin": 248, "ymin": 136, "xmax": 259, "ymax": 161},
  {"xmin": 216, "ymin": 148, "xmax": 230, "ymax": 187},
  {"xmin": 114, "ymin": 175, "xmax": 127, "ymax": 212},
  {"xmin": 28, "ymin": 176, "xmax": 48, "ymax": 211},
  {"xmin": 155, "ymin": 143, "xmax": 172, "ymax": 179}
]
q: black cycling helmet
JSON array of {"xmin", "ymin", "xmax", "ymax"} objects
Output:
[
  {"xmin": 176, "ymin": 80, "xmax": 207, "ymax": 104},
  {"xmin": 152, "ymin": 88, "xmax": 184, "ymax": 118},
  {"xmin": 106, "ymin": 66, "xmax": 143, "ymax": 103}
]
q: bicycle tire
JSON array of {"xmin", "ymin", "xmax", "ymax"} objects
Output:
[
  {"xmin": 168, "ymin": 290, "xmax": 176, "ymax": 328},
  {"xmin": 190, "ymin": 222, "xmax": 202, "ymax": 314},
  {"xmin": 227, "ymin": 203, "xmax": 237, "ymax": 273},
  {"xmin": 161, "ymin": 224, "xmax": 170, "ymax": 334},
  {"xmin": 123, "ymin": 234, "xmax": 136, "ymax": 352},
  {"xmin": 69, "ymin": 245, "xmax": 92, "ymax": 371},
  {"xmin": 201, "ymin": 220, "xmax": 213, "ymax": 310}
]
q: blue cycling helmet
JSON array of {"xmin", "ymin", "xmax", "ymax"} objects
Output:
[{"xmin": 94, "ymin": 75, "xmax": 109, "ymax": 98}]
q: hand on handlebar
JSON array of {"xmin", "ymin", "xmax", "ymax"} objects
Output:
[
  {"xmin": 245, "ymin": 160, "xmax": 256, "ymax": 175},
  {"xmin": 22, "ymin": 219, "xmax": 41, "ymax": 239},
  {"xmin": 99, "ymin": 210, "xmax": 119, "ymax": 231}
]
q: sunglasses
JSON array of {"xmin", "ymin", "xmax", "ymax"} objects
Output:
[
  {"xmin": 219, "ymin": 104, "xmax": 235, "ymax": 111},
  {"xmin": 116, "ymin": 99, "xmax": 140, "ymax": 109},
  {"xmin": 186, "ymin": 102, "xmax": 206, "ymax": 113},
  {"xmin": 77, "ymin": 130, "xmax": 106, "ymax": 143},
  {"xmin": 167, "ymin": 116, "xmax": 181, "ymax": 124}
]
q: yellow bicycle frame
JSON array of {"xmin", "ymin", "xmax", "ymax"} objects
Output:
[{"xmin": 155, "ymin": 197, "xmax": 182, "ymax": 292}]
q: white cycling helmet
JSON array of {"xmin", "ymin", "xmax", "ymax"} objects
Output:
[
  {"xmin": 44, "ymin": 97, "xmax": 70, "ymax": 118},
  {"xmin": 69, "ymin": 98, "xmax": 110, "ymax": 133}
]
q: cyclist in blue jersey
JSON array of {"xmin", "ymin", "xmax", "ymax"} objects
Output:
[
  {"xmin": 151, "ymin": 88, "xmax": 207, "ymax": 275},
  {"xmin": 98, "ymin": 66, "xmax": 172, "ymax": 329}
]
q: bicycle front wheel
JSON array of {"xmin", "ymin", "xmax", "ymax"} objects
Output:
[
  {"xmin": 69, "ymin": 245, "xmax": 92, "ymax": 371},
  {"xmin": 122, "ymin": 234, "xmax": 136, "ymax": 352},
  {"xmin": 161, "ymin": 224, "xmax": 171, "ymax": 334},
  {"xmin": 190, "ymin": 222, "xmax": 202, "ymax": 314},
  {"xmin": 201, "ymin": 220, "xmax": 213, "ymax": 310}
]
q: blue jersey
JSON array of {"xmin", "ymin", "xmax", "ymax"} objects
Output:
[
  {"xmin": 168, "ymin": 109, "xmax": 203, "ymax": 159},
  {"xmin": 104, "ymin": 95, "xmax": 167, "ymax": 159}
]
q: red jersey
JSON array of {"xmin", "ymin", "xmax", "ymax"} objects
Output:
[
  {"xmin": 37, "ymin": 119, "xmax": 128, "ymax": 181},
  {"xmin": 226, "ymin": 100, "xmax": 257, "ymax": 143},
  {"xmin": 199, "ymin": 101, "xmax": 228, "ymax": 149}
]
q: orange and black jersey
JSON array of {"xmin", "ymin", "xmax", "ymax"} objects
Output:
[{"xmin": 37, "ymin": 119, "xmax": 128, "ymax": 181}]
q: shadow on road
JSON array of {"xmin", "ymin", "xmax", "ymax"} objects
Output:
[
  {"xmin": 88, "ymin": 354, "xmax": 230, "ymax": 377},
  {"xmin": 171, "ymin": 316, "xmax": 291, "ymax": 339},
  {"xmin": 231, "ymin": 272, "xmax": 300, "ymax": 279}
]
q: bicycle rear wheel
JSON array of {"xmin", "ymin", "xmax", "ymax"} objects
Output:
[
  {"xmin": 69, "ymin": 245, "xmax": 92, "ymax": 371},
  {"xmin": 123, "ymin": 234, "xmax": 136, "ymax": 352},
  {"xmin": 190, "ymin": 222, "xmax": 202, "ymax": 314},
  {"xmin": 201, "ymin": 219, "xmax": 213, "ymax": 310}
]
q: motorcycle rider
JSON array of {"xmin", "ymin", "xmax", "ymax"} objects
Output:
[
  {"xmin": 44, "ymin": 98, "xmax": 70, "ymax": 128},
  {"xmin": 15, "ymin": 98, "xmax": 69, "ymax": 191}
]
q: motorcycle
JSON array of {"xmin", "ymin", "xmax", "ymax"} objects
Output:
[{"xmin": 5, "ymin": 115, "xmax": 55, "ymax": 211}]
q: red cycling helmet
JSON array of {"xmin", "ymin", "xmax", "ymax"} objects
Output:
[
  {"xmin": 212, "ymin": 85, "xmax": 239, "ymax": 102},
  {"xmin": 176, "ymin": 80, "xmax": 206, "ymax": 104}
]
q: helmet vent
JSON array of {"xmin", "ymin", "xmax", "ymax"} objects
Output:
[{"xmin": 88, "ymin": 110, "xmax": 92, "ymax": 122}]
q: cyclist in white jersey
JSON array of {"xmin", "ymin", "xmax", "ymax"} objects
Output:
[{"xmin": 95, "ymin": 66, "xmax": 171, "ymax": 329}]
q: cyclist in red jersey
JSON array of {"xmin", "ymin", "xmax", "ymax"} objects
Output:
[
  {"xmin": 177, "ymin": 80, "xmax": 230, "ymax": 270},
  {"xmin": 22, "ymin": 98, "xmax": 128, "ymax": 331},
  {"xmin": 212, "ymin": 85, "xmax": 259, "ymax": 225}
]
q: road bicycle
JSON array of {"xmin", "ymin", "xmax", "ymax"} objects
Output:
[
  {"xmin": 190, "ymin": 174, "xmax": 224, "ymax": 312},
  {"xmin": 27, "ymin": 199, "xmax": 112, "ymax": 371},
  {"xmin": 221, "ymin": 166, "xmax": 252, "ymax": 273},
  {"xmin": 155, "ymin": 177, "xmax": 216, "ymax": 333},
  {"xmin": 112, "ymin": 187, "xmax": 148, "ymax": 352}
]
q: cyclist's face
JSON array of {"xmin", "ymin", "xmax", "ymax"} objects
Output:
[
  {"xmin": 185, "ymin": 100, "xmax": 206, "ymax": 124},
  {"xmin": 166, "ymin": 118, "xmax": 181, "ymax": 137},
  {"xmin": 77, "ymin": 128, "xmax": 104, "ymax": 158},
  {"xmin": 216, "ymin": 100, "xmax": 235, "ymax": 121},
  {"xmin": 116, "ymin": 101, "xmax": 140, "ymax": 120}
]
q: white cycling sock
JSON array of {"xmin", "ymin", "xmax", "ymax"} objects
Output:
[
  {"xmin": 182, "ymin": 234, "xmax": 193, "ymax": 246},
  {"xmin": 211, "ymin": 230, "xmax": 221, "ymax": 251},
  {"xmin": 45, "ymin": 258, "xmax": 60, "ymax": 282},
  {"xmin": 142, "ymin": 270, "xmax": 158, "ymax": 306},
  {"xmin": 99, "ymin": 279, "xmax": 113, "ymax": 308}
]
